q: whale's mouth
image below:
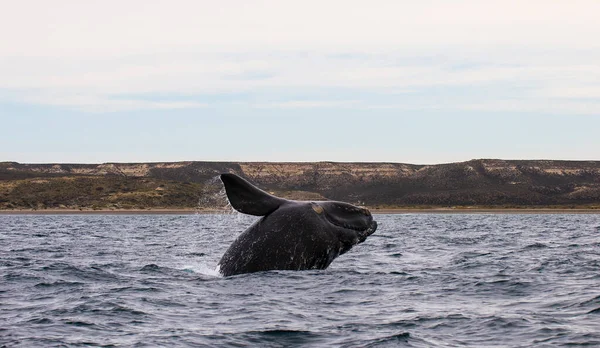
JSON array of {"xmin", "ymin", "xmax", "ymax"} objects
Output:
[
  {"xmin": 315, "ymin": 201, "xmax": 377, "ymax": 238},
  {"xmin": 323, "ymin": 208, "xmax": 377, "ymax": 234},
  {"xmin": 325, "ymin": 213, "xmax": 368, "ymax": 231},
  {"xmin": 365, "ymin": 220, "xmax": 378, "ymax": 235}
]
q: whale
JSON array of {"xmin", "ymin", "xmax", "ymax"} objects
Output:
[{"xmin": 217, "ymin": 173, "xmax": 378, "ymax": 276}]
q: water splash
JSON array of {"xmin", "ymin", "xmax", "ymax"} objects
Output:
[
  {"xmin": 196, "ymin": 175, "xmax": 232, "ymax": 213},
  {"xmin": 197, "ymin": 174, "xmax": 248, "ymax": 219},
  {"xmin": 181, "ymin": 263, "xmax": 222, "ymax": 278}
]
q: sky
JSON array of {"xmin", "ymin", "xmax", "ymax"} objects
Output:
[{"xmin": 1, "ymin": 0, "xmax": 599, "ymax": 164}]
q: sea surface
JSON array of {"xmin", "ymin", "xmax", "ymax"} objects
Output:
[{"xmin": 1, "ymin": 213, "xmax": 600, "ymax": 347}]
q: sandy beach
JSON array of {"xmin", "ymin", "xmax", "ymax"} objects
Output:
[
  {"xmin": 1, "ymin": 208, "xmax": 599, "ymax": 215},
  {"xmin": 370, "ymin": 208, "xmax": 600, "ymax": 214}
]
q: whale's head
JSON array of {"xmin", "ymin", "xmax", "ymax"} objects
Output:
[
  {"xmin": 308, "ymin": 200, "xmax": 377, "ymax": 253},
  {"xmin": 220, "ymin": 173, "xmax": 377, "ymax": 256}
]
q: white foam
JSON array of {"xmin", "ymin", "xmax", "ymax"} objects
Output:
[{"xmin": 181, "ymin": 263, "xmax": 223, "ymax": 277}]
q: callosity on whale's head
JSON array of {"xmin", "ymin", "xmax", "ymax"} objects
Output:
[{"xmin": 217, "ymin": 173, "xmax": 377, "ymax": 276}]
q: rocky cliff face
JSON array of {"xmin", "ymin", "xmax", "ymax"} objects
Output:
[{"xmin": 1, "ymin": 159, "xmax": 599, "ymax": 209}]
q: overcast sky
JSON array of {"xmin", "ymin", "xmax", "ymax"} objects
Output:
[{"xmin": 1, "ymin": 0, "xmax": 599, "ymax": 164}]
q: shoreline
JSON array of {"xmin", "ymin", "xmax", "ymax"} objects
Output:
[
  {"xmin": 372, "ymin": 208, "xmax": 600, "ymax": 214},
  {"xmin": 1, "ymin": 208, "xmax": 599, "ymax": 215}
]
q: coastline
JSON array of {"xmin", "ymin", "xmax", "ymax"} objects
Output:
[
  {"xmin": 1, "ymin": 208, "xmax": 599, "ymax": 215},
  {"xmin": 0, "ymin": 209, "xmax": 212, "ymax": 215},
  {"xmin": 372, "ymin": 208, "xmax": 600, "ymax": 214}
]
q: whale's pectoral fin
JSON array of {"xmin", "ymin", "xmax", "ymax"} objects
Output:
[{"xmin": 220, "ymin": 173, "xmax": 286, "ymax": 216}]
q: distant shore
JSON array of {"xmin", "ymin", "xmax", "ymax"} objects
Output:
[
  {"xmin": 1, "ymin": 208, "xmax": 599, "ymax": 215},
  {"xmin": 3, "ymin": 160, "xmax": 600, "ymax": 213}
]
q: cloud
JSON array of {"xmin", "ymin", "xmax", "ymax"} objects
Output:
[
  {"xmin": 0, "ymin": 1, "xmax": 599, "ymax": 113},
  {"xmin": 252, "ymin": 100, "xmax": 360, "ymax": 109},
  {"xmin": 2, "ymin": 1, "xmax": 599, "ymax": 57},
  {"xmin": 460, "ymin": 99, "xmax": 600, "ymax": 115},
  {"xmin": 3, "ymin": 53, "xmax": 598, "ymax": 113},
  {"xmin": 18, "ymin": 94, "xmax": 207, "ymax": 113},
  {"xmin": 536, "ymin": 86, "xmax": 600, "ymax": 99}
]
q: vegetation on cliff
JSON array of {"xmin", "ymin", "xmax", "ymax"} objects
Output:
[{"xmin": 0, "ymin": 176, "xmax": 209, "ymax": 210}]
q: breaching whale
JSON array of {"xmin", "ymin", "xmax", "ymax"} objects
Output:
[{"xmin": 217, "ymin": 173, "xmax": 378, "ymax": 276}]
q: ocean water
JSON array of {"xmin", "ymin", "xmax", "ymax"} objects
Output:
[{"xmin": 1, "ymin": 213, "xmax": 600, "ymax": 347}]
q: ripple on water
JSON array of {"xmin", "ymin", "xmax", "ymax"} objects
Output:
[{"xmin": 1, "ymin": 213, "xmax": 600, "ymax": 347}]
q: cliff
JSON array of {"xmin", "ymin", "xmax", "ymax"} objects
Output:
[{"xmin": 1, "ymin": 159, "xmax": 599, "ymax": 210}]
